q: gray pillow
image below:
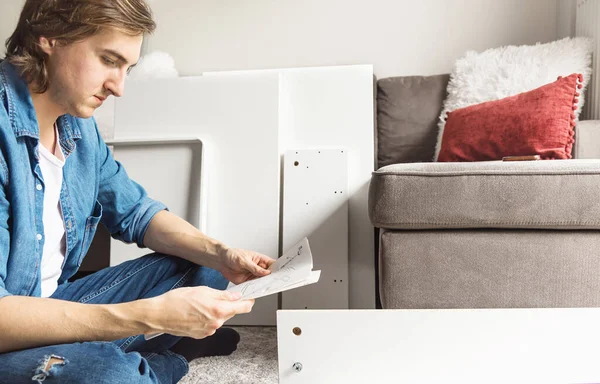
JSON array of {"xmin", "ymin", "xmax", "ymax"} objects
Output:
[{"xmin": 376, "ymin": 74, "xmax": 450, "ymax": 168}]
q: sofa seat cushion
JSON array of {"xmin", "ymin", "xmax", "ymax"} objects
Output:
[{"xmin": 369, "ymin": 159, "xmax": 600, "ymax": 230}]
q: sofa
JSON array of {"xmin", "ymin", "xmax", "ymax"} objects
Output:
[{"xmin": 369, "ymin": 74, "xmax": 600, "ymax": 309}]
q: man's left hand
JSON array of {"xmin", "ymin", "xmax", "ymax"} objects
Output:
[{"xmin": 219, "ymin": 247, "xmax": 276, "ymax": 285}]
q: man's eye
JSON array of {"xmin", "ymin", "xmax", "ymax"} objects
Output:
[{"xmin": 102, "ymin": 56, "xmax": 116, "ymax": 66}]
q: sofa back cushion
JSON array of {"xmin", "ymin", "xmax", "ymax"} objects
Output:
[{"xmin": 376, "ymin": 74, "xmax": 449, "ymax": 168}]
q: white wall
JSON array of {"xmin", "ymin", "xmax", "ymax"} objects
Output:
[
  {"xmin": 0, "ymin": 0, "xmax": 567, "ymax": 78},
  {"xmin": 144, "ymin": 0, "xmax": 561, "ymax": 78},
  {"xmin": 557, "ymin": 0, "xmax": 577, "ymax": 39},
  {"xmin": 0, "ymin": 0, "xmax": 23, "ymax": 52}
]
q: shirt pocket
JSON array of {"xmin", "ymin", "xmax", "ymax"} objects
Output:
[{"xmin": 78, "ymin": 199, "xmax": 103, "ymax": 266}]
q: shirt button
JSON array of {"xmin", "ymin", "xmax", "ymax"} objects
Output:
[
  {"xmin": 36, "ymin": 234, "xmax": 42, "ymax": 241},
  {"xmin": 36, "ymin": 184, "xmax": 42, "ymax": 191}
]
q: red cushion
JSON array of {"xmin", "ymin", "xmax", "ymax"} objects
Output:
[{"xmin": 437, "ymin": 73, "xmax": 582, "ymax": 162}]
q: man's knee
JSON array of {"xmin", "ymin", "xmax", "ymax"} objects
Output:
[
  {"xmin": 192, "ymin": 266, "xmax": 228, "ymax": 290},
  {"xmin": 31, "ymin": 354, "xmax": 68, "ymax": 383},
  {"xmin": 142, "ymin": 252, "xmax": 195, "ymax": 274},
  {"xmin": 29, "ymin": 343, "xmax": 156, "ymax": 384}
]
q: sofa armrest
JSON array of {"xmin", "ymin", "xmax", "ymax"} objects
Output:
[{"xmin": 574, "ymin": 120, "xmax": 600, "ymax": 159}]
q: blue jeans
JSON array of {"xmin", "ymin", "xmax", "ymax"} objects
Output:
[{"xmin": 0, "ymin": 253, "xmax": 229, "ymax": 383}]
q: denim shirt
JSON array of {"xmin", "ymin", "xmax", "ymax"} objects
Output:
[{"xmin": 0, "ymin": 60, "xmax": 167, "ymax": 299}]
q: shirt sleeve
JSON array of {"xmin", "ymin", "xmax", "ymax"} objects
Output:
[
  {"xmin": 93, "ymin": 119, "xmax": 168, "ymax": 248},
  {"xmin": 0, "ymin": 172, "xmax": 13, "ymax": 300},
  {"xmin": 0, "ymin": 111, "xmax": 12, "ymax": 299}
]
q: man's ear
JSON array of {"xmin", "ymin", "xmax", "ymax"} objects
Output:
[{"xmin": 39, "ymin": 36, "xmax": 56, "ymax": 55}]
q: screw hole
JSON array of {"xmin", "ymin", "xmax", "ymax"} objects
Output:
[
  {"xmin": 294, "ymin": 161, "xmax": 299, "ymax": 166},
  {"xmin": 334, "ymin": 279, "xmax": 337, "ymax": 282}
]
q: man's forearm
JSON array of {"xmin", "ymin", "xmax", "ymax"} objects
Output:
[
  {"xmin": 0, "ymin": 296, "xmax": 157, "ymax": 354},
  {"xmin": 143, "ymin": 210, "xmax": 226, "ymax": 270}
]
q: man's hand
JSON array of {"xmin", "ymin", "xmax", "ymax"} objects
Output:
[
  {"xmin": 150, "ymin": 286, "xmax": 254, "ymax": 339},
  {"xmin": 218, "ymin": 247, "xmax": 276, "ymax": 285}
]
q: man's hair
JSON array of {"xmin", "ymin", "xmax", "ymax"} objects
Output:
[{"xmin": 5, "ymin": 0, "xmax": 156, "ymax": 93}]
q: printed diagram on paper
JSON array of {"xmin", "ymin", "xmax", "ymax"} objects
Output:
[{"xmin": 227, "ymin": 237, "xmax": 321, "ymax": 300}]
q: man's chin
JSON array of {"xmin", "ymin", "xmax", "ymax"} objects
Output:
[{"xmin": 70, "ymin": 106, "xmax": 96, "ymax": 119}]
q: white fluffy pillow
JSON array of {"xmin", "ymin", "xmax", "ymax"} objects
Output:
[{"xmin": 434, "ymin": 37, "xmax": 593, "ymax": 160}]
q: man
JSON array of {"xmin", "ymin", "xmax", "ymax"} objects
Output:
[{"xmin": 0, "ymin": 0, "xmax": 275, "ymax": 382}]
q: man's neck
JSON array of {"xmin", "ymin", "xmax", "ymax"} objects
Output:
[{"xmin": 29, "ymin": 86, "xmax": 62, "ymax": 152}]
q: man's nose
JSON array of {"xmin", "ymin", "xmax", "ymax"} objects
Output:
[{"xmin": 106, "ymin": 70, "xmax": 126, "ymax": 97}]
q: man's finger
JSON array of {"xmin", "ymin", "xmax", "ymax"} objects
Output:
[
  {"xmin": 222, "ymin": 298, "xmax": 255, "ymax": 315},
  {"xmin": 219, "ymin": 290, "xmax": 241, "ymax": 301},
  {"xmin": 252, "ymin": 264, "xmax": 271, "ymax": 276}
]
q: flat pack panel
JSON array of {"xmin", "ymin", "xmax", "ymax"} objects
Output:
[
  {"xmin": 278, "ymin": 309, "xmax": 600, "ymax": 383},
  {"xmin": 278, "ymin": 66, "xmax": 375, "ymax": 309},
  {"xmin": 204, "ymin": 65, "xmax": 375, "ymax": 309},
  {"xmin": 108, "ymin": 138, "xmax": 204, "ymax": 266},
  {"xmin": 281, "ymin": 149, "xmax": 348, "ymax": 309},
  {"xmin": 113, "ymin": 75, "xmax": 280, "ymax": 325}
]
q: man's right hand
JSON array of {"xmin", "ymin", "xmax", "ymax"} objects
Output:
[{"xmin": 147, "ymin": 286, "xmax": 254, "ymax": 339}]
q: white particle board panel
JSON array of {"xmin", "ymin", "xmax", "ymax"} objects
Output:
[
  {"xmin": 205, "ymin": 65, "xmax": 375, "ymax": 309},
  {"xmin": 113, "ymin": 75, "xmax": 281, "ymax": 325},
  {"xmin": 278, "ymin": 308, "xmax": 600, "ymax": 383},
  {"xmin": 278, "ymin": 66, "xmax": 374, "ymax": 309},
  {"xmin": 281, "ymin": 149, "xmax": 348, "ymax": 309},
  {"xmin": 107, "ymin": 138, "xmax": 205, "ymax": 266}
]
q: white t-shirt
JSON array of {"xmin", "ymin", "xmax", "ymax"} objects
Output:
[{"xmin": 39, "ymin": 126, "xmax": 67, "ymax": 298}]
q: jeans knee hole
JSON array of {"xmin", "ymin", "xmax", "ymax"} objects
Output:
[{"xmin": 32, "ymin": 355, "xmax": 67, "ymax": 382}]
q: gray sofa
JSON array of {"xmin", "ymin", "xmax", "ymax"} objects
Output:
[{"xmin": 369, "ymin": 74, "xmax": 600, "ymax": 309}]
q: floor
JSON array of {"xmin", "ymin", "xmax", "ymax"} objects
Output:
[{"xmin": 179, "ymin": 326, "xmax": 279, "ymax": 384}]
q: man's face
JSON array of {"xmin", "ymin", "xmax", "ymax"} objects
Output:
[{"xmin": 42, "ymin": 28, "xmax": 143, "ymax": 118}]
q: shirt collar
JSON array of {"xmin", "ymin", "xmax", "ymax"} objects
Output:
[{"xmin": 0, "ymin": 60, "xmax": 82, "ymax": 142}]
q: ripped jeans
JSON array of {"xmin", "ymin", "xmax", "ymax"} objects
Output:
[{"xmin": 0, "ymin": 253, "xmax": 229, "ymax": 384}]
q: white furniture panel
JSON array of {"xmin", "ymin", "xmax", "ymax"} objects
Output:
[
  {"xmin": 206, "ymin": 65, "xmax": 375, "ymax": 309},
  {"xmin": 113, "ymin": 75, "xmax": 281, "ymax": 325},
  {"xmin": 107, "ymin": 138, "xmax": 205, "ymax": 266},
  {"xmin": 278, "ymin": 66, "xmax": 374, "ymax": 309},
  {"xmin": 278, "ymin": 308, "xmax": 600, "ymax": 384},
  {"xmin": 281, "ymin": 149, "xmax": 348, "ymax": 309}
]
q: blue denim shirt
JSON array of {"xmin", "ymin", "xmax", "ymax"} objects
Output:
[{"xmin": 0, "ymin": 60, "xmax": 167, "ymax": 299}]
